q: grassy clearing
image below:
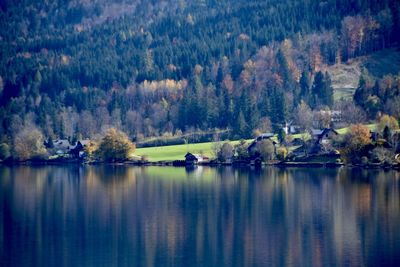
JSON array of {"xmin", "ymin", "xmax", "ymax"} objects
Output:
[
  {"xmin": 328, "ymin": 47, "xmax": 400, "ymax": 101},
  {"xmin": 336, "ymin": 123, "xmax": 377, "ymax": 134},
  {"xmin": 135, "ymin": 139, "xmax": 249, "ymax": 161}
]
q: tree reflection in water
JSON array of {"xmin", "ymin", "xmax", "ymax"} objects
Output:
[{"xmin": 0, "ymin": 166, "xmax": 399, "ymax": 266}]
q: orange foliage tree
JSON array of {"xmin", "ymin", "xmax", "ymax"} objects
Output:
[{"xmin": 341, "ymin": 124, "xmax": 371, "ymax": 163}]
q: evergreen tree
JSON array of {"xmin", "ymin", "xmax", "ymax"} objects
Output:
[
  {"xmin": 324, "ymin": 72, "xmax": 334, "ymax": 107},
  {"xmin": 383, "ymin": 125, "xmax": 391, "ymax": 142},
  {"xmin": 354, "ymin": 75, "xmax": 369, "ymax": 107},
  {"xmin": 300, "ymin": 70, "xmax": 310, "ymax": 102},
  {"xmin": 311, "ymin": 71, "xmax": 324, "ymax": 108},
  {"xmin": 236, "ymin": 111, "xmax": 248, "ymax": 138},
  {"xmin": 277, "ymin": 128, "xmax": 286, "ymax": 144}
]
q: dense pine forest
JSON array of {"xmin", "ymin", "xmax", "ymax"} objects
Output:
[{"xmin": 1, "ymin": 0, "xmax": 400, "ymax": 148}]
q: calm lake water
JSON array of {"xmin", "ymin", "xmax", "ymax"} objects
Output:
[{"xmin": 0, "ymin": 166, "xmax": 399, "ymax": 267}]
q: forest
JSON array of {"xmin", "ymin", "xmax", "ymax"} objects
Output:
[{"xmin": 0, "ymin": 0, "xmax": 400, "ymax": 152}]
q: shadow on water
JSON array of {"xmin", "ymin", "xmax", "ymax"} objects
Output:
[{"xmin": 0, "ymin": 165, "xmax": 399, "ymax": 267}]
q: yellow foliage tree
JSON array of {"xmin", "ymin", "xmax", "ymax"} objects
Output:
[
  {"xmin": 342, "ymin": 124, "xmax": 371, "ymax": 163},
  {"xmin": 84, "ymin": 141, "xmax": 99, "ymax": 159},
  {"xmin": 377, "ymin": 114, "xmax": 399, "ymax": 133},
  {"xmin": 96, "ymin": 128, "xmax": 135, "ymax": 162},
  {"xmin": 14, "ymin": 127, "xmax": 47, "ymax": 160}
]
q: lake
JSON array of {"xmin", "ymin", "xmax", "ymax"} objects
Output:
[{"xmin": 0, "ymin": 166, "xmax": 399, "ymax": 267}]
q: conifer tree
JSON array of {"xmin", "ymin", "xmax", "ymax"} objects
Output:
[{"xmin": 300, "ymin": 70, "xmax": 310, "ymax": 102}]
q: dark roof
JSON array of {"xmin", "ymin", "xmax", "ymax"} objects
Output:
[
  {"xmin": 185, "ymin": 153, "xmax": 202, "ymax": 161},
  {"xmin": 312, "ymin": 128, "xmax": 338, "ymax": 139},
  {"xmin": 248, "ymin": 134, "xmax": 277, "ymax": 151},
  {"xmin": 256, "ymin": 133, "xmax": 274, "ymax": 140}
]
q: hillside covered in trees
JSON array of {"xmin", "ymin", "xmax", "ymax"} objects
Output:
[{"xmin": 1, "ymin": 0, "xmax": 400, "ymax": 147}]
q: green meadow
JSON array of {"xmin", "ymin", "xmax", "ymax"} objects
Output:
[{"xmin": 135, "ymin": 140, "xmax": 249, "ymax": 161}]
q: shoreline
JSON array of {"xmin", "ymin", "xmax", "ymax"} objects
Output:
[{"xmin": 1, "ymin": 159, "xmax": 399, "ymax": 170}]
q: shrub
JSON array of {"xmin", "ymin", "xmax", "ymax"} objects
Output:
[
  {"xmin": 369, "ymin": 147, "xmax": 394, "ymax": 164},
  {"xmin": 218, "ymin": 142, "xmax": 234, "ymax": 162},
  {"xmin": 0, "ymin": 143, "xmax": 10, "ymax": 160},
  {"xmin": 234, "ymin": 139, "xmax": 249, "ymax": 160},
  {"xmin": 256, "ymin": 139, "xmax": 275, "ymax": 161}
]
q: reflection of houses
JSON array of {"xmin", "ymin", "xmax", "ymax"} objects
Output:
[
  {"xmin": 185, "ymin": 153, "xmax": 209, "ymax": 165},
  {"xmin": 248, "ymin": 133, "xmax": 277, "ymax": 156}
]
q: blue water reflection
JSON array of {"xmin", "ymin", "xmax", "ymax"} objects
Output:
[{"xmin": 0, "ymin": 166, "xmax": 399, "ymax": 266}]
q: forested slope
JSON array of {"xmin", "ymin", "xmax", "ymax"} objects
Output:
[{"xmin": 0, "ymin": 0, "xmax": 399, "ymax": 144}]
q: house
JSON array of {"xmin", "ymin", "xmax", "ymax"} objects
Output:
[
  {"xmin": 70, "ymin": 140, "xmax": 91, "ymax": 158},
  {"xmin": 283, "ymin": 121, "xmax": 300, "ymax": 135},
  {"xmin": 247, "ymin": 133, "xmax": 277, "ymax": 156},
  {"xmin": 53, "ymin": 139, "xmax": 72, "ymax": 155},
  {"xmin": 309, "ymin": 128, "xmax": 339, "ymax": 154},
  {"xmin": 185, "ymin": 153, "xmax": 208, "ymax": 165},
  {"xmin": 311, "ymin": 128, "xmax": 338, "ymax": 145}
]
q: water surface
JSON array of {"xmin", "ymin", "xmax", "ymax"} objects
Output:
[{"xmin": 1, "ymin": 166, "xmax": 399, "ymax": 266}]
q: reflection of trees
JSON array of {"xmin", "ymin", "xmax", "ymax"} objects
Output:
[{"xmin": 1, "ymin": 166, "xmax": 400, "ymax": 266}]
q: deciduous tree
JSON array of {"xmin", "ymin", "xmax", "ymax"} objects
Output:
[
  {"xmin": 256, "ymin": 139, "xmax": 275, "ymax": 161},
  {"xmin": 96, "ymin": 128, "xmax": 135, "ymax": 162},
  {"xmin": 377, "ymin": 114, "xmax": 399, "ymax": 133},
  {"xmin": 14, "ymin": 126, "xmax": 47, "ymax": 160},
  {"xmin": 341, "ymin": 124, "xmax": 371, "ymax": 163}
]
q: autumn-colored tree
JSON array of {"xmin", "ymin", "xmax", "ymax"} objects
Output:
[
  {"xmin": 341, "ymin": 124, "xmax": 371, "ymax": 163},
  {"xmin": 276, "ymin": 147, "xmax": 288, "ymax": 160},
  {"xmin": 14, "ymin": 127, "xmax": 47, "ymax": 160},
  {"xmin": 96, "ymin": 128, "xmax": 135, "ymax": 162},
  {"xmin": 84, "ymin": 140, "xmax": 99, "ymax": 159},
  {"xmin": 377, "ymin": 114, "xmax": 399, "ymax": 133}
]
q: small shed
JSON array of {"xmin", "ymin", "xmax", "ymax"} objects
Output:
[{"xmin": 185, "ymin": 153, "xmax": 205, "ymax": 165}]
